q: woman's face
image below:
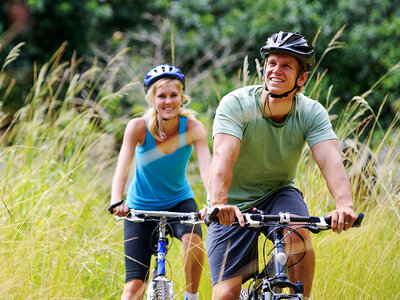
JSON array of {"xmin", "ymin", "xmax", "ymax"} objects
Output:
[{"xmin": 153, "ymin": 80, "xmax": 183, "ymax": 120}]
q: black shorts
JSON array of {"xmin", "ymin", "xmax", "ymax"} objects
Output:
[
  {"xmin": 123, "ymin": 199, "xmax": 202, "ymax": 283},
  {"xmin": 206, "ymin": 187, "xmax": 309, "ymax": 285}
]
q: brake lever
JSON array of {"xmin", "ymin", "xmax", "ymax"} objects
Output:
[{"xmin": 305, "ymin": 224, "xmax": 324, "ymax": 234}]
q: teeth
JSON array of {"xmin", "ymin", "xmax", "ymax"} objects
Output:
[{"xmin": 270, "ymin": 78, "xmax": 283, "ymax": 82}]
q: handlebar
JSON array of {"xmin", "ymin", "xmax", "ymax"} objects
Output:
[
  {"xmin": 204, "ymin": 208, "xmax": 364, "ymax": 232},
  {"xmin": 114, "ymin": 208, "xmax": 203, "ymax": 225}
]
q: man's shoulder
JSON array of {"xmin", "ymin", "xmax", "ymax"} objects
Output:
[
  {"xmin": 297, "ymin": 93, "xmax": 318, "ymax": 104},
  {"xmin": 296, "ymin": 93, "xmax": 327, "ymax": 112},
  {"xmin": 220, "ymin": 85, "xmax": 262, "ymax": 108},
  {"xmin": 223, "ymin": 85, "xmax": 262, "ymax": 99}
]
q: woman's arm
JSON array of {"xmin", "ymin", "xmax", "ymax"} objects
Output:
[
  {"xmin": 110, "ymin": 118, "xmax": 146, "ymax": 216},
  {"xmin": 187, "ymin": 119, "xmax": 211, "ymax": 189}
]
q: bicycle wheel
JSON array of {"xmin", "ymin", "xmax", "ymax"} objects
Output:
[
  {"xmin": 240, "ymin": 287, "xmax": 265, "ymax": 300},
  {"xmin": 153, "ymin": 280, "xmax": 173, "ymax": 300},
  {"xmin": 239, "ymin": 288, "xmax": 249, "ymax": 300}
]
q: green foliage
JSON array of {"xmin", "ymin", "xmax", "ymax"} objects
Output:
[
  {"xmin": 305, "ymin": 0, "xmax": 400, "ymax": 126},
  {"xmin": 1, "ymin": 0, "xmax": 399, "ymax": 132}
]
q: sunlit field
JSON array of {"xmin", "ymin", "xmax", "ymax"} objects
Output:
[{"xmin": 1, "ymin": 42, "xmax": 399, "ymax": 299}]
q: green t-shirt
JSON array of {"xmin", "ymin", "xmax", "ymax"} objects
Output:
[{"xmin": 212, "ymin": 85, "xmax": 337, "ymax": 211}]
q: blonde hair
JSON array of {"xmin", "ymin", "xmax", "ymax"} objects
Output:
[{"xmin": 144, "ymin": 78, "xmax": 197, "ymax": 141}]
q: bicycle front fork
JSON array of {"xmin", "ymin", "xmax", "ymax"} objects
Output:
[
  {"xmin": 263, "ymin": 229, "xmax": 304, "ymax": 299},
  {"xmin": 147, "ymin": 222, "xmax": 174, "ymax": 300}
]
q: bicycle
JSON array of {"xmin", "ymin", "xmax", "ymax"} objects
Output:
[
  {"xmin": 205, "ymin": 208, "xmax": 364, "ymax": 300},
  {"xmin": 108, "ymin": 201, "xmax": 203, "ymax": 300}
]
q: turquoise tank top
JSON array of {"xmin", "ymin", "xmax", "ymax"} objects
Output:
[{"xmin": 126, "ymin": 116, "xmax": 194, "ymax": 210}]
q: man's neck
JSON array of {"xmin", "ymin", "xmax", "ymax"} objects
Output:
[{"xmin": 261, "ymin": 90, "xmax": 295, "ymax": 123}]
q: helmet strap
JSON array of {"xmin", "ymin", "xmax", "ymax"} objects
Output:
[
  {"xmin": 264, "ymin": 69, "xmax": 301, "ymax": 98},
  {"xmin": 261, "ymin": 93, "xmax": 279, "ymax": 132},
  {"xmin": 264, "ymin": 82, "xmax": 298, "ymax": 98}
]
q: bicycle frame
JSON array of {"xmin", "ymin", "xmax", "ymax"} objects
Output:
[
  {"xmin": 155, "ymin": 216, "xmax": 168, "ymax": 277},
  {"xmin": 116, "ymin": 209, "xmax": 203, "ymax": 300},
  {"xmin": 245, "ymin": 226, "xmax": 304, "ymax": 300},
  {"xmin": 205, "ymin": 209, "xmax": 364, "ymax": 300},
  {"xmin": 146, "ymin": 215, "xmax": 174, "ymax": 300},
  {"xmin": 261, "ymin": 226, "xmax": 304, "ymax": 300}
]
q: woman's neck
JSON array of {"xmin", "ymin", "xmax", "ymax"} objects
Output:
[{"xmin": 160, "ymin": 115, "xmax": 180, "ymax": 138}]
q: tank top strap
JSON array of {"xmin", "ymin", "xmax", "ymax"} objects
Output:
[
  {"xmin": 178, "ymin": 116, "xmax": 188, "ymax": 147},
  {"xmin": 143, "ymin": 115, "xmax": 156, "ymax": 147}
]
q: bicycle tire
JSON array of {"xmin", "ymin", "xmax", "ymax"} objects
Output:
[
  {"xmin": 240, "ymin": 287, "xmax": 264, "ymax": 300},
  {"xmin": 153, "ymin": 280, "xmax": 173, "ymax": 300},
  {"xmin": 239, "ymin": 288, "xmax": 249, "ymax": 300}
]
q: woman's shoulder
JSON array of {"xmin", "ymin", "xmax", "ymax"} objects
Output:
[
  {"xmin": 186, "ymin": 118, "xmax": 207, "ymax": 143},
  {"xmin": 125, "ymin": 117, "xmax": 147, "ymax": 144},
  {"xmin": 186, "ymin": 116, "xmax": 202, "ymax": 126},
  {"xmin": 186, "ymin": 117, "xmax": 206, "ymax": 131},
  {"xmin": 127, "ymin": 117, "xmax": 146, "ymax": 128}
]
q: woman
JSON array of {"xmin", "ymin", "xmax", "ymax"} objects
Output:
[{"xmin": 110, "ymin": 64, "xmax": 211, "ymax": 300}]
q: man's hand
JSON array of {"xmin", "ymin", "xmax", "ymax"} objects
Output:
[
  {"xmin": 199, "ymin": 207, "xmax": 208, "ymax": 220},
  {"xmin": 205, "ymin": 204, "xmax": 245, "ymax": 227},
  {"xmin": 328, "ymin": 205, "xmax": 357, "ymax": 234}
]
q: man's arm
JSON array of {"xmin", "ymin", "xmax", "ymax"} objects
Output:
[
  {"xmin": 311, "ymin": 139, "xmax": 357, "ymax": 233},
  {"xmin": 208, "ymin": 133, "xmax": 244, "ymax": 226}
]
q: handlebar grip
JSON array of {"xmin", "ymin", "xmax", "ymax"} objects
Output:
[
  {"xmin": 352, "ymin": 213, "xmax": 364, "ymax": 228},
  {"xmin": 107, "ymin": 200, "xmax": 125, "ymax": 214},
  {"xmin": 324, "ymin": 212, "xmax": 364, "ymax": 228},
  {"xmin": 204, "ymin": 207, "xmax": 220, "ymax": 226}
]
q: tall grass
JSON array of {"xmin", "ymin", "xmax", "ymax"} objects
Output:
[
  {"xmin": 1, "ymin": 36, "xmax": 399, "ymax": 300},
  {"xmin": 297, "ymin": 106, "xmax": 400, "ymax": 298},
  {"xmin": 0, "ymin": 44, "xmax": 135, "ymax": 299},
  {"xmin": 294, "ymin": 31, "xmax": 400, "ymax": 298}
]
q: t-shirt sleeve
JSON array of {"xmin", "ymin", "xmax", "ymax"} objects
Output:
[
  {"xmin": 305, "ymin": 101, "xmax": 337, "ymax": 147},
  {"xmin": 213, "ymin": 94, "xmax": 245, "ymax": 140}
]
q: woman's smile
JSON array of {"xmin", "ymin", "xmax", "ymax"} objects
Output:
[{"xmin": 154, "ymin": 81, "xmax": 182, "ymax": 119}]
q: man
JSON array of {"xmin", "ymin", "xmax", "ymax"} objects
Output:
[{"xmin": 205, "ymin": 31, "xmax": 357, "ymax": 299}]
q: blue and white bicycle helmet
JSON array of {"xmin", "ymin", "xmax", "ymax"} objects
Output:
[
  {"xmin": 260, "ymin": 31, "xmax": 315, "ymax": 72},
  {"xmin": 143, "ymin": 64, "xmax": 185, "ymax": 93}
]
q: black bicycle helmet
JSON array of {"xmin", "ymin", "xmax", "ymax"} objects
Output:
[
  {"xmin": 143, "ymin": 64, "xmax": 185, "ymax": 93},
  {"xmin": 260, "ymin": 31, "xmax": 315, "ymax": 72}
]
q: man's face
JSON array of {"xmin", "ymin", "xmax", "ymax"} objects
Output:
[{"xmin": 264, "ymin": 53, "xmax": 307, "ymax": 95}]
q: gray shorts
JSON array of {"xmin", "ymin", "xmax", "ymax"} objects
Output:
[{"xmin": 205, "ymin": 187, "xmax": 309, "ymax": 285}]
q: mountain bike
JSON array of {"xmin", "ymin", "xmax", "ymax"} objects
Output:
[
  {"xmin": 108, "ymin": 201, "xmax": 203, "ymax": 300},
  {"xmin": 205, "ymin": 208, "xmax": 364, "ymax": 300}
]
